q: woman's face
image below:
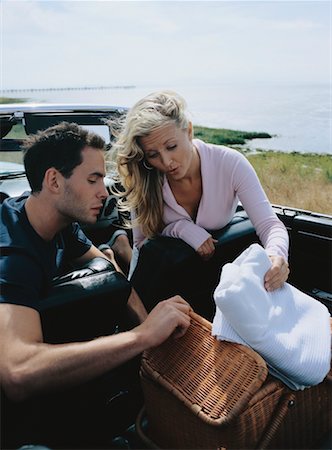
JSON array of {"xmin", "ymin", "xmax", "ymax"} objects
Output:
[{"xmin": 139, "ymin": 122, "xmax": 194, "ymax": 181}]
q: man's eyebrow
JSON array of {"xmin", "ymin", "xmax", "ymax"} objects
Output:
[{"xmin": 89, "ymin": 171, "xmax": 106, "ymax": 178}]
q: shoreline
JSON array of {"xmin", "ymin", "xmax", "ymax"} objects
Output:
[
  {"xmin": 0, "ymin": 97, "xmax": 331, "ymax": 214},
  {"xmin": 0, "ymin": 97, "xmax": 328, "ymax": 155},
  {"xmin": 194, "ymin": 125, "xmax": 331, "ymax": 157}
]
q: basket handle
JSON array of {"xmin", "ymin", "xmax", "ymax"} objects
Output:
[{"xmin": 255, "ymin": 391, "xmax": 296, "ymax": 450}]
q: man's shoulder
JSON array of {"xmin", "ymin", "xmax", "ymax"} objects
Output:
[
  {"xmin": 1, "ymin": 193, "xmax": 31, "ymax": 249},
  {"xmin": 0, "ymin": 249, "xmax": 46, "ymax": 311},
  {"xmin": 1, "ymin": 192, "xmax": 30, "ymax": 212},
  {"xmin": 1, "ymin": 193, "xmax": 29, "ymax": 230}
]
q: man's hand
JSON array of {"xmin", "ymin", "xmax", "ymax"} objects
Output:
[
  {"xmin": 264, "ymin": 255, "xmax": 290, "ymax": 291},
  {"xmin": 135, "ymin": 296, "xmax": 192, "ymax": 348}
]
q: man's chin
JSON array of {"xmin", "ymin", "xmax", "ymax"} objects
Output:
[{"xmin": 79, "ymin": 216, "xmax": 98, "ymax": 226}]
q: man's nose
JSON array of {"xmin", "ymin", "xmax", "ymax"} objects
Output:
[{"xmin": 99, "ymin": 183, "xmax": 109, "ymax": 200}]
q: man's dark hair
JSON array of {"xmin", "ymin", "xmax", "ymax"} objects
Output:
[{"xmin": 23, "ymin": 122, "xmax": 105, "ymax": 192}]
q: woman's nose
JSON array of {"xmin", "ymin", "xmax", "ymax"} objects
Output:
[{"xmin": 161, "ymin": 152, "xmax": 173, "ymax": 167}]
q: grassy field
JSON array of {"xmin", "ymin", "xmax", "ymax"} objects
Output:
[
  {"xmin": 247, "ymin": 151, "xmax": 332, "ymax": 214},
  {"xmin": 0, "ymin": 96, "xmax": 28, "ymax": 104},
  {"xmin": 1, "ymin": 99, "xmax": 331, "ymax": 215},
  {"xmin": 194, "ymin": 125, "xmax": 271, "ymax": 145},
  {"xmin": 195, "ymin": 126, "xmax": 332, "ymax": 215}
]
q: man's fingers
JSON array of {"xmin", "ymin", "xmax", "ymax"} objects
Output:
[
  {"xmin": 166, "ymin": 295, "xmax": 192, "ymax": 309},
  {"xmin": 171, "ymin": 315, "xmax": 191, "ymax": 339}
]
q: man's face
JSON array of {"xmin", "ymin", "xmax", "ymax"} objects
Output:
[{"xmin": 57, "ymin": 146, "xmax": 108, "ymax": 225}]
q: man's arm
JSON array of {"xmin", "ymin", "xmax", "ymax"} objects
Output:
[
  {"xmin": 0, "ymin": 296, "xmax": 190, "ymax": 402},
  {"xmin": 74, "ymin": 244, "xmax": 120, "ymax": 269}
]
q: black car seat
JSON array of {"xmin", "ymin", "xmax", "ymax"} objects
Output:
[{"xmin": 1, "ymin": 258, "xmax": 142, "ymax": 449}]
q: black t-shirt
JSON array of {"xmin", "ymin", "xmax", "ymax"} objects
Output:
[{"xmin": 0, "ymin": 193, "xmax": 92, "ymax": 311}]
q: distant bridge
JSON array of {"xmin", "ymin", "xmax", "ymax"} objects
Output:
[{"xmin": 2, "ymin": 85, "xmax": 136, "ymax": 93}]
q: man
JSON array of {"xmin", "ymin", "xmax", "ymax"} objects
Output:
[{"xmin": 0, "ymin": 122, "xmax": 191, "ymax": 447}]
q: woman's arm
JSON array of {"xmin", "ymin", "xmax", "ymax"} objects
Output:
[
  {"xmin": 232, "ymin": 153, "xmax": 289, "ymax": 290},
  {"xmin": 132, "ymin": 224, "xmax": 147, "ymax": 250},
  {"xmin": 162, "ymin": 219, "xmax": 212, "ymax": 250},
  {"xmin": 232, "ymin": 154, "xmax": 289, "ymax": 260}
]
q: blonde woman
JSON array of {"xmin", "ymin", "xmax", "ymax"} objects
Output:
[{"xmin": 112, "ymin": 91, "xmax": 289, "ymax": 292}]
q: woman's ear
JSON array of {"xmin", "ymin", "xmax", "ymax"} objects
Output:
[
  {"xmin": 188, "ymin": 122, "xmax": 193, "ymax": 140},
  {"xmin": 44, "ymin": 168, "xmax": 61, "ymax": 193}
]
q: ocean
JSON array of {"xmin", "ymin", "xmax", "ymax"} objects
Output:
[{"xmin": 12, "ymin": 82, "xmax": 331, "ymax": 155}]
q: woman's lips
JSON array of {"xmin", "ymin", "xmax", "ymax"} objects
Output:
[{"xmin": 168, "ymin": 166, "xmax": 179, "ymax": 175}]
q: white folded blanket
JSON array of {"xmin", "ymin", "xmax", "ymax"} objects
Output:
[{"xmin": 212, "ymin": 243, "xmax": 331, "ymax": 390}]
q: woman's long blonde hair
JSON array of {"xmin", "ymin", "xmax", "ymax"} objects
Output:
[{"xmin": 109, "ymin": 90, "xmax": 190, "ymax": 239}]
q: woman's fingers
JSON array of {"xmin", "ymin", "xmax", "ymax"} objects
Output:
[
  {"xmin": 265, "ymin": 256, "xmax": 290, "ymax": 291},
  {"xmin": 197, "ymin": 237, "xmax": 216, "ymax": 261}
]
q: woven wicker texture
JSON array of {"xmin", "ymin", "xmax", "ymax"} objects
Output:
[
  {"xmin": 267, "ymin": 376, "xmax": 332, "ymax": 449},
  {"xmin": 140, "ymin": 312, "xmax": 332, "ymax": 450},
  {"xmin": 142, "ymin": 311, "xmax": 268, "ymax": 426}
]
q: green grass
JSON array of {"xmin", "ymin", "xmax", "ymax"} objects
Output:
[
  {"xmin": 3, "ymin": 123, "xmax": 27, "ymax": 139},
  {"xmin": 194, "ymin": 125, "xmax": 271, "ymax": 146},
  {"xmin": 0, "ymin": 96, "xmax": 28, "ymax": 104},
  {"xmin": 247, "ymin": 151, "xmax": 332, "ymax": 214},
  {"xmin": 193, "ymin": 125, "xmax": 331, "ymax": 214}
]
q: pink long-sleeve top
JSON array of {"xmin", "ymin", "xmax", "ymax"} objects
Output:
[{"xmin": 133, "ymin": 139, "xmax": 289, "ymax": 260}]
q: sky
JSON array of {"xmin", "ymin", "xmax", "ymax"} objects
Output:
[{"xmin": 0, "ymin": 0, "xmax": 331, "ymax": 90}]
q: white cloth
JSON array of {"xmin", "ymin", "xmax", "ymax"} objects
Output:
[{"xmin": 212, "ymin": 243, "xmax": 331, "ymax": 390}]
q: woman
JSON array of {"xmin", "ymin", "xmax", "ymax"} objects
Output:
[{"xmin": 112, "ymin": 90, "xmax": 289, "ymax": 292}]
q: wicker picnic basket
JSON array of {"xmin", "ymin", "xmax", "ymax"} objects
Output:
[{"xmin": 137, "ymin": 312, "xmax": 332, "ymax": 449}]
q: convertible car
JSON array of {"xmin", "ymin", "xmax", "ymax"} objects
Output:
[{"xmin": 0, "ymin": 104, "xmax": 331, "ymax": 449}]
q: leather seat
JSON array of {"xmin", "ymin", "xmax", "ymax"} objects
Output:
[
  {"xmin": 1, "ymin": 257, "xmax": 140, "ymax": 449},
  {"xmin": 40, "ymin": 257, "xmax": 131, "ymax": 343}
]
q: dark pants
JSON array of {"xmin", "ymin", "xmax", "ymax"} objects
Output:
[{"xmin": 1, "ymin": 356, "xmax": 143, "ymax": 449}]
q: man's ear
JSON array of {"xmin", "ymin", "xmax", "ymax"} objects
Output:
[{"xmin": 44, "ymin": 168, "xmax": 61, "ymax": 193}]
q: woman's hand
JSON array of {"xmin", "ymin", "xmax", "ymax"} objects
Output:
[
  {"xmin": 264, "ymin": 255, "xmax": 290, "ymax": 291},
  {"xmin": 197, "ymin": 237, "xmax": 218, "ymax": 261}
]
